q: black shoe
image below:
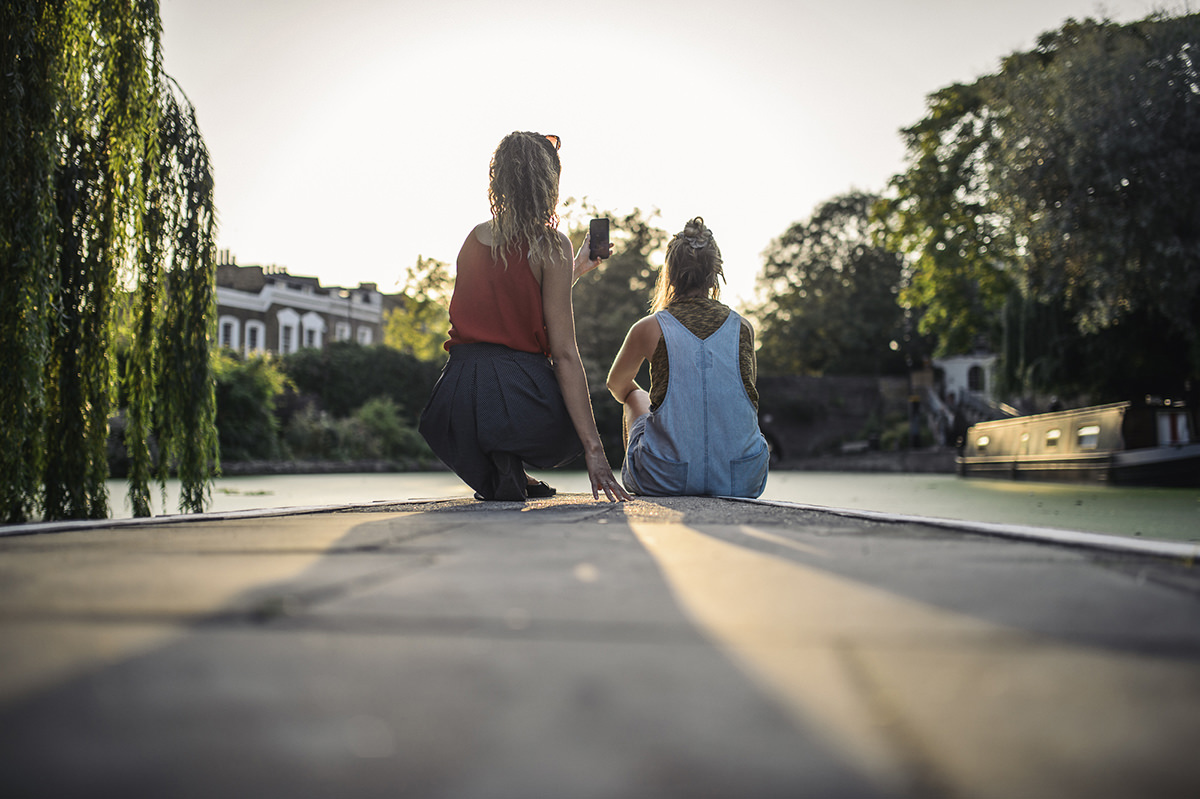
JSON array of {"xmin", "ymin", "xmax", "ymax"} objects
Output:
[
  {"xmin": 525, "ymin": 480, "xmax": 556, "ymax": 498},
  {"xmin": 489, "ymin": 451, "xmax": 526, "ymax": 501}
]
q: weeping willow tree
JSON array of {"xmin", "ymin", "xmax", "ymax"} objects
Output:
[{"xmin": 2, "ymin": 0, "xmax": 219, "ymax": 523}]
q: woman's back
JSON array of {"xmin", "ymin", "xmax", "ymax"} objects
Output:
[
  {"xmin": 624, "ymin": 308, "xmax": 768, "ymax": 497},
  {"xmin": 607, "ymin": 216, "xmax": 764, "ymax": 498},
  {"xmin": 445, "ymin": 227, "xmax": 550, "ymax": 356},
  {"xmin": 646, "ymin": 297, "xmax": 758, "ymax": 412}
]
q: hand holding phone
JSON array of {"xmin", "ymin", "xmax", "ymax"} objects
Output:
[{"xmin": 589, "ymin": 217, "xmax": 610, "ymax": 261}]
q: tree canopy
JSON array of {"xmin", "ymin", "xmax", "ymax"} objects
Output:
[
  {"xmin": 752, "ymin": 192, "xmax": 911, "ymax": 376},
  {"xmin": 561, "ymin": 203, "xmax": 667, "ymax": 462},
  {"xmin": 384, "ymin": 255, "xmax": 453, "ymax": 361},
  {"xmin": 882, "ymin": 13, "xmax": 1200, "ymax": 399},
  {"xmin": 567, "ymin": 203, "xmax": 667, "ymax": 388},
  {"xmin": 2, "ymin": 0, "xmax": 218, "ymax": 522}
]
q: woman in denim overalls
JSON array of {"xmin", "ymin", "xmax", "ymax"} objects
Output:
[{"xmin": 606, "ymin": 218, "xmax": 769, "ymax": 497}]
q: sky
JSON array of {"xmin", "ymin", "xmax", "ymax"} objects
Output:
[{"xmin": 159, "ymin": 0, "xmax": 1174, "ymax": 309}]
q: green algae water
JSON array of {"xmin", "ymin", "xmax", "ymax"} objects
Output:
[
  {"xmin": 106, "ymin": 471, "xmax": 1200, "ymax": 544},
  {"xmin": 759, "ymin": 472, "xmax": 1200, "ymax": 543}
]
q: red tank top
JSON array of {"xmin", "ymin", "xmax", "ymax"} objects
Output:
[{"xmin": 445, "ymin": 229, "xmax": 550, "ymax": 355}]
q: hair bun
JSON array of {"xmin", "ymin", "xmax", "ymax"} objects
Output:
[{"xmin": 683, "ymin": 217, "xmax": 711, "ymax": 249}]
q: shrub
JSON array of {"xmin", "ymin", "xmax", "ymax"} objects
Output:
[
  {"xmin": 353, "ymin": 397, "xmax": 431, "ymax": 460},
  {"xmin": 213, "ymin": 353, "xmax": 290, "ymax": 461},
  {"xmin": 281, "ymin": 341, "xmax": 442, "ymax": 423},
  {"xmin": 280, "ymin": 397, "xmax": 435, "ymax": 463},
  {"xmin": 281, "ymin": 406, "xmax": 337, "ymax": 461}
]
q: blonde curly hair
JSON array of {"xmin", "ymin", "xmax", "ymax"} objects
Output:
[
  {"xmin": 651, "ymin": 217, "xmax": 724, "ymax": 313},
  {"xmin": 487, "ymin": 131, "xmax": 562, "ymax": 267}
]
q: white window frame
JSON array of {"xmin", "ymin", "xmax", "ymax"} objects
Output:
[
  {"xmin": 300, "ymin": 311, "xmax": 327, "ymax": 350},
  {"xmin": 244, "ymin": 321, "xmax": 266, "ymax": 355},
  {"xmin": 277, "ymin": 308, "xmax": 300, "ymax": 355},
  {"xmin": 218, "ymin": 315, "xmax": 241, "ymax": 351}
]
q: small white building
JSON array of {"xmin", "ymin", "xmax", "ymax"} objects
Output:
[
  {"xmin": 215, "ymin": 258, "xmax": 383, "ymax": 356},
  {"xmin": 934, "ymin": 352, "xmax": 998, "ymax": 405}
]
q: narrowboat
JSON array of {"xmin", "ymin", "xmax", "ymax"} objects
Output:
[{"xmin": 957, "ymin": 401, "xmax": 1200, "ymax": 486}]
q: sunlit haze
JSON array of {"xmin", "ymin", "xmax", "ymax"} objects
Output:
[{"xmin": 161, "ymin": 0, "xmax": 1166, "ymax": 309}]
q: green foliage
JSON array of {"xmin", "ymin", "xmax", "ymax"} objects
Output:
[
  {"xmin": 280, "ymin": 407, "xmax": 338, "ymax": 462},
  {"xmin": 883, "ymin": 12, "xmax": 1200, "ymax": 399},
  {"xmin": 878, "ymin": 412, "xmax": 934, "ymax": 452},
  {"xmin": 283, "ymin": 399, "xmax": 434, "ymax": 463},
  {"xmin": 994, "ymin": 17, "xmax": 1200, "ymax": 340},
  {"xmin": 997, "ymin": 294, "xmax": 1199, "ymax": 400},
  {"xmin": 753, "ymin": 193, "xmax": 912, "ymax": 376},
  {"xmin": 354, "ymin": 397, "xmax": 428, "ymax": 458},
  {"xmin": 213, "ymin": 353, "xmax": 290, "ymax": 462},
  {"xmin": 1, "ymin": 0, "xmax": 59, "ymax": 522},
  {"xmin": 212, "ymin": 345, "xmax": 442, "ymax": 466},
  {"xmin": 566, "ymin": 201, "xmax": 667, "ymax": 387},
  {"xmin": 880, "ymin": 80, "xmax": 1015, "ymax": 357},
  {"xmin": 280, "ymin": 341, "xmax": 442, "ymax": 422},
  {"xmin": 384, "ymin": 255, "xmax": 452, "ymax": 361},
  {"xmin": 561, "ymin": 202, "xmax": 665, "ymax": 461},
  {"xmin": 1, "ymin": 1, "xmax": 219, "ymax": 522},
  {"xmin": 126, "ymin": 81, "xmax": 220, "ymax": 516}
]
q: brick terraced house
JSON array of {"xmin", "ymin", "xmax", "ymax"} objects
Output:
[{"xmin": 215, "ymin": 254, "xmax": 384, "ymax": 356}]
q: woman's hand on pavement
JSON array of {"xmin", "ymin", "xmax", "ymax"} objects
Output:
[{"xmin": 585, "ymin": 448, "xmax": 631, "ymax": 502}]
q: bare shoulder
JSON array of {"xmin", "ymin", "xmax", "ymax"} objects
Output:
[
  {"xmin": 631, "ymin": 314, "xmax": 663, "ymax": 353},
  {"xmin": 549, "ymin": 229, "xmax": 573, "ymax": 265},
  {"xmin": 470, "ymin": 221, "xmax": 493, "ymax": 246},
  {"xmin": 632, "ymin": 314, "xmax": 660, "ymax": 333},
  {"xmin": 531, "ymin": 230, "xmax": 572, "ymax": 270}
]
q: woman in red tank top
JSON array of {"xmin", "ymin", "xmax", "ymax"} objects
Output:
[{"xmin": 418, "ymin": 132, "xmax": 630, "ymax": 502}]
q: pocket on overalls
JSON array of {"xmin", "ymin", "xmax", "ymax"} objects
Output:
[
  {"xmin": 729, "ymin": 448, "xmax": 769, "ymax": 498},
  {"xmin": 635, "ymin": 452, "xmax": 690, "ymax": 496}
]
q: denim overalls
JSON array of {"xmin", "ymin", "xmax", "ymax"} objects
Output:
[{"xmin": 622, "ymin": 309, "xmax": 769, "ymax": 497}]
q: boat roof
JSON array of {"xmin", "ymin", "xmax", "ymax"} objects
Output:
[{"xmin": 969, "ymin": 401, "xmax": 1132, "ymax": 431}]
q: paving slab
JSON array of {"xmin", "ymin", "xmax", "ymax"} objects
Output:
[{"xmin": 1, "ymin": 496, "xmax": 1198, "ymax": 798}]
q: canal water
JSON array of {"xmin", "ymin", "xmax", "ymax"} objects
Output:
[{"xmin": 105, "ymin": 470, "xmax": 1200, "ymax": 544}]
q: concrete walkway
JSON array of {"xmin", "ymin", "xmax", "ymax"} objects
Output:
[{"xmin": 1, "ymin": 495, "xmax": 1198, "ymax": 798}]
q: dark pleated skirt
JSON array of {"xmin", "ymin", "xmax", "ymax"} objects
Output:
[{"xmin": 418, "ymin": 343, "xmax": 582, "ymax": 499}]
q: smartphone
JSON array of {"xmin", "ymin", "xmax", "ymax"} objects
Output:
[{"xmin": 589, "ymin": 217, "xmax": 610, "ymax": 260}]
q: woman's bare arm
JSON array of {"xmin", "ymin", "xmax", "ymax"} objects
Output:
[
  {"xmin": 540, "ymin": 232, "xmax": 631, "ymax": 502},
  {"xmin": 606, "ymin": 315, "xmax": 661, "ymax": 405}
]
